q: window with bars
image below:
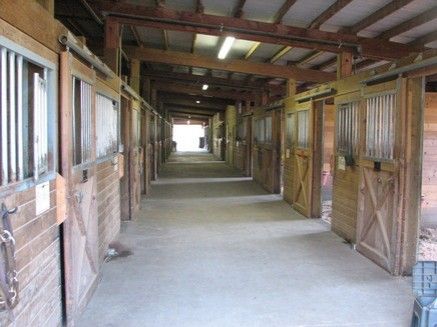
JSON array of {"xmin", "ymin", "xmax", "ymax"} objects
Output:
[
  {"xmin": 0, "ymin": 44, "xmax": 52, "ymax": 186},
  {"xmin": 255, "ymin": 118, "xmax": 265, "ymax": 143},
  {"xmin": 336, "ymin": 101, "xmax": 359, "ymax": 156},
  {"xmin": 365, "ymin": 93, "xmax": 395, "ymax": 160},
  {"xmin": 96, "ymin": 93, "xmax": 119, "ymax": 158},
  {"xmin": 297, "ymin": 110, "xmax": 309, "ymax": 148},
  {"xmin": 72, "ymin": 77, "xmax": 93, "ymax": 165},
  {"xmin": 286, "ymin": 113, "xmax": 296, "ymax": 146}
]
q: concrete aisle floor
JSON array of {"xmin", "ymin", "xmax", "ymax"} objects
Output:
[{"xmin": 78, "ymin": 151, "xmax": 414, "ymax": 327}]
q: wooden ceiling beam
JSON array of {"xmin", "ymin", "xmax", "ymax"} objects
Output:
[
  {"xmin": 340, "ymin": 0, "xmax": 415, "ymax": 35},
  {"xmin": 95, "ymin": 1, "xmax": 419, "ymax": 60},
  {"xmin": 268, "ymin": 46, "xmax": 293, "ymax": 63},
  {"xmin": 378, "ymin": 6, "xmax": 437, "ymax": 40},
  {"xmin": 145, "ymin": 70, "xmax": 267, "ymax": 91},
  {"xmin": 234, "ymin": 0, "xmax": 246, "ymax": 18},
  {"xmin": 296, "ymin": 51, "xmax": 325, "ymax": 66},
  {"xmin": 409, "ymin": 30, "xmax": 437, "ymax": 47},
  {"xmin": 245, "ymin": 0, "xmax": 297, "ymax": 60},
  {"xmin": 166, "ymin": 107, "xmax": 220, "ymax": 116},
  {"xmin": 309, "ymin": 0, "xmax": 353, "ymax": 29},
  {"xmin": 125, "ymin": 46, "xmax": 336, "ymax": 82},
  {"xmin": 153, "ymin": 81, "xmax": 254, "ymax": 100}
]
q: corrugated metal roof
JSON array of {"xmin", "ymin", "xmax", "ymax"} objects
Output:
[
  {"xmin": 202, "ymin": 0, "xmax": 239, "ymax": 16},
  {"xmin": 168, "ymin": 31, "xmax": 193, "ymax": 52},
  {"xmin": 243, "ymin": 0, "xmax": 287, "ymax": 22},
  {"xmin": 281, "ymin": 0, "xmax": 337, "ymax": 28},
  {"xmin": 358, "ymin": 0, "xmax": 437, "ymax": 37},
  {"xmin": 137, "ymin": 27, "xmax": 164, "ymax": 49},
  {"xmin": 321, "ymin": 0, "xmax": 392, "ymax": 31}
]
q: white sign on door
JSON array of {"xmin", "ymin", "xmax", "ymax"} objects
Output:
[{"xmin": 35, "ymin": 181, "xmax": 50, "ymax": 215}]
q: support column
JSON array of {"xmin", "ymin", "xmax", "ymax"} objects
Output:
[
  {"xmin": 130, "ymin": 59, "xmax": 140, "ymax": 94},
  {"xmin": 286, "ymin": 79, "xmax": 297, "ymax": 98},
  {"xmin": 104, "ymin": 17, "xmax": 121, "ymax": 75},
  {"xmin": 337, "ymin": 52, "xmax": 353, "ymax": 79}
]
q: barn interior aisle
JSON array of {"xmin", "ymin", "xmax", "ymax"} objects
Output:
[{"xmin": 78, "ymin": 152, "xmax": 413, "ymax": 327}]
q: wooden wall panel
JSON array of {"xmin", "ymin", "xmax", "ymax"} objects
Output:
[
  {"xmin": 96, "ymin": 160, "xmax": 121, "ymax": 264},
  {"xmin": 421, "ymin": 93, "xmax": 437, "ymax": 212},
  {"xmin": 0, "ymin": 181, "xmax": 62, "ymax": 327}
]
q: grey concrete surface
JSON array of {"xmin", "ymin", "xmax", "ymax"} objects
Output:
[{"xmin": 78, "ymin": 152, "xmax": 414, "ymax": 327}]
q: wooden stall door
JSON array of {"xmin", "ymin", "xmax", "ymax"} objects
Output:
[
  {"xmin": 356, "ymin": 83, "xmax": 401, "ymax": 274},
  {"xmin": 60, "ymin": 52, "xmax": 99, "ymax": 324},
  {"xmin": 357, "ymin": 164, "xmax": 398, "ymax": 272},
  {"xmin": 293, "ymin": 103, "xmax": 313, "ymax": 217}
]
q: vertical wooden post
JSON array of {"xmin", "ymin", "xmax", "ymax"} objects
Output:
[
  {"xmin": 286, "ymin": 79, "xmax": 297, "ymax": 98},
  {"xmin": 130, "ymin": 59, "xmax": 140, "ymax": 94},
  {"xmin": 337, "ymin": 52, "xmax": 353, "ymax": 79},
  {"xmin": 104, "ymin": 17, "xmax": 120, "ymax": 75}
]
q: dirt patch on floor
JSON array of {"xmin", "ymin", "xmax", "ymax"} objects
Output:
[{"xmin": 417, "ymin": 228, "xmax": 437, "ymax": 261}]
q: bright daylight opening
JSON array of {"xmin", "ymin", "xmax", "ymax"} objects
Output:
[{"xmin": 173, "ymin": 124, "xmax": 205, "ymax": 152}]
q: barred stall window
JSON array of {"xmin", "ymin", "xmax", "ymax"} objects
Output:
[
  {"xmin": 255, "ymin": 118, "xmax": 265, "ymax": 143},
  {"xmin": 96, "ymin": 93, "xmax": 119, "ymax": 158},
  {"xmin": 265, "ymin": 116, "xmax": 272, "ymax": 143},
  {"xmin": 365, "ymin": 93, "xmax": 395, "ymax": 160},
  {"xmin": 297, "ymin": 110, "xmax": 309, "ymax": 148},
  {"xmin": 336, "ymin": 101, "xmax": 359, "ymax": 156},
  {"xmin": 72, "ymin": 77, "xmax": 93, "ymax": 165},
  {"xmin": 0, "ymin": 45, "xmax": 52, "ymax": 185},
  {"xmin": 286, "ymin": 113, "xmax": 296, "ymax": 146}
]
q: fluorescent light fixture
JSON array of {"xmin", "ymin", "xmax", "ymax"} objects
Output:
[
  {"xmin": 196, "ymin": 100, "xmax": 200, "ymax": 104},
  {"xmin": 218, "ymin": 36, "xmax": 235, "ymax": 59},
  {"xmin": 202, "ymin": 84, "xmax": 209, "ymax": 90}
]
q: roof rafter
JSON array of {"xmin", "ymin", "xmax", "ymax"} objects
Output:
[
  {"xmin": 125, "ymin": 46, "xmax": 336, "ymax": 82},
  {"xmin": 309, "ymin": 0, "xmax": 353, "ymax": 29},
  {"xmin": 340, "ymin": 0, "xmax": 415, "ymax": 35},
  {"xmin": 97, "ymin": 2, "xmax": 419, "ymax": 60},
  {"xmin": 245, "ymin": 0, "xmax": 298, "ymax": 60},
  {"xmin": 378, "ymin": 6, "xmax": 437, "ymax": 40}
]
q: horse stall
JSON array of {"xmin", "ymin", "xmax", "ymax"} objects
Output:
[
  {"xmin": 282, "ymin": 52, "xmax": 437, "ymax": 275},
  {"xmin": 252, "ymin": 101, "xmax": 282, "ymax": 194},
  {"xmin": 0, "ymin": 12, "xmax": 63, "ymax": 326}
]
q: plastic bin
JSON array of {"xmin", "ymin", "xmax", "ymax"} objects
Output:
[{"xmin": 411, "ymin": 261, "xmax": 437, "ymax": 327}]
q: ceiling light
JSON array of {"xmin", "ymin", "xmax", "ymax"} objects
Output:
[
  {"xmin": 187, "ymin": 120, "xmax": 191, "ymax": 125},
  {"xmin": 218, "ymin": 36, "xmax": 235, "ymax": 60},
  {"xmin": 196, "ymin": 100, "xmax": 200, "ymax": 104},
  {"xmin": 202, "ymin": 84, "xmax": 209, "ymax": 90}
]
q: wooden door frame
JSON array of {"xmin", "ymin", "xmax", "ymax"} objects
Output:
[
  {"xmin": 59, "ymin": 51, "xmax": 98, "ymax": 324},
  {"xmin": 292, "ymin": 101, "xmax": 314, "ymax": 217},
  {"xmin": 120, "ymin": 95, "xmax": 132, "ymax": 220}
]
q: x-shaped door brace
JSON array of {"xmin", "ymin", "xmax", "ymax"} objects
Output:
[
  {"xmin": 359, "ymin": 169, "xmax": 394, "ymax": 265},
  {"xmin": 294, "ymin": 155, "xmax": 309, "ymax": 208}
]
